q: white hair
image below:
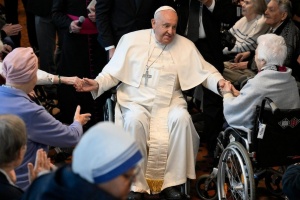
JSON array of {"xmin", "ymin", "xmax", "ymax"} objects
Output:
[{"xmin": 256, "ymin": 34, "xmax": 287, "ymax": 66}]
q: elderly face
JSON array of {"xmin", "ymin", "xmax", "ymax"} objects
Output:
[
  {"xmin": 151, "ymin": 10, "xmax": 177, "ymax": 45},
  {"xmin": 98, "ymin": 167, "xmax": 138, "ymax": 200},
  {"xmin": 241, "ymin": 0, "xmax": 256, "ymax": 17},
  {"xmin": 265, "ymin": 0, "xmax": 288, "ymax": 28},
  {"xmin": 254, "ymin": 49, "xmax": 265, "ymax": 70}
]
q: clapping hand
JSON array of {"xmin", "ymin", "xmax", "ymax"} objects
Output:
[{"xmin": 27, "ymin": 149, "xmax": 53, "ymax": 184}]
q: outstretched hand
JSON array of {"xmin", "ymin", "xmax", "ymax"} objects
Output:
[
  {"xmin": 27, "ymin": 149, "xmax": 53, "ymax": 184},
  {"xmin": 74, "ymin": 78, "xmax": 99, "ymax": 92},
  {"xmin": 73, "ymin": 105, "xmax": 91, "ymax": 125}
]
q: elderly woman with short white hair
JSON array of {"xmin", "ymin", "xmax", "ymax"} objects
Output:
[{"xmin": 221, "ymin": 33, "xmax": 300, "ymax": 133}]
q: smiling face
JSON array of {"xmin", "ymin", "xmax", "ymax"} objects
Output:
[
  {"xmin": 265, "ymin": 0, "xmax": 288, "ymax": 28},
  {"xmin": 151, "ymin": 9, "xmax": 178, "ymax": 45}
]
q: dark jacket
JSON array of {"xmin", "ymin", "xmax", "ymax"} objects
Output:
[
  {"xmin": 282, "ymin": 164, "xmax": 300, "ymax": 200},
  {"xmin": 95, "ymin": 0, "xmax": 175, "ymax": 48},
  {"xmin": 21, "ymin": 165, "xmax": 118, "ymax": 200},
  {"xmin": 26, "ymin": 0, "xmax": 53, "ymax": 17},
  {"xmin": 0, "ymin": 170, "xmax": 24, "ymax": 200}
]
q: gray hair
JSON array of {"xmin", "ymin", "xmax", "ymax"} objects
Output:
[
  {"xmin": 0, "ymin": 114, "xmax": 27, "ymax": 167},
  {"xmin": 272, "ymin": 0, "xmax": 292, "ymax": 18},
  {"xmin": 256, "ymin": 33, "xmax": 287, "ymax": 66}
]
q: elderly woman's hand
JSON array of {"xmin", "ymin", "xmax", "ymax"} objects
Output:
[
  {"xmin": 74, "ymin": 78, "xmax": 99, "ymax": 92},
  {"xmin": 227, "ymin": 61, "xmax": 248, "ymax": 70},
  {"xmin": 60, "ymin": 76, "xmax": 80, "ymax": 85},
  {"xmin": 234, "ymin": 51, "xmax": 250, "ymax": 63}
]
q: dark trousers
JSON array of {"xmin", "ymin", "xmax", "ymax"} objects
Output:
[{"xmin": 194, "ymin": 38, "xmax": 224, "ymax": 154}]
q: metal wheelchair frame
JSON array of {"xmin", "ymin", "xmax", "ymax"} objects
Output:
[{"xmin": 196, "ymin": 97, "xmax": 300, "ymax": 200}]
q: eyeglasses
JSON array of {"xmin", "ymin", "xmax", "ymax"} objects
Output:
[{"xmin": 122, "ymin": 166, "xmax": 141, "ymax": 183}]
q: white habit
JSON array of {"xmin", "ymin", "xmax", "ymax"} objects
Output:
[{"xmin": 91, "ymin": 29, "xmax": 224, "ymax": 194}]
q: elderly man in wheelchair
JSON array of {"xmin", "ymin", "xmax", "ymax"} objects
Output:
[{"xmin": 196, "ymin": 34, "xmax": 300, "ymax": 200}]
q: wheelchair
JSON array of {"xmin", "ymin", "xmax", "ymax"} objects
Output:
[
  {"xmin": 103, "ymin": 90, "xmax": 200, "ymax": 199},
  {"xmin": 196, "ymin": 97, "xmax": 300, "ymax": 200}
]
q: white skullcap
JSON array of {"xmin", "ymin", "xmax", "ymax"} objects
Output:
[
  {"xmin": 72, "ymin": 122, "xmax": 142, "ymax": 184},
  {"xmin": 154, "ymin": 6, "xmax": 176, "ymax": 17}
]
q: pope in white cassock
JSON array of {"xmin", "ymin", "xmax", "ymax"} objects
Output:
[{"xmin": 76, "ymin": 5, "xmax": 226, "ymax": 200}]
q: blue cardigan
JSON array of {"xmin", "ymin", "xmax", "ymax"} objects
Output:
[{"xmin": 0, "ymin": 86, "xmax": 83, "ymax": 190}]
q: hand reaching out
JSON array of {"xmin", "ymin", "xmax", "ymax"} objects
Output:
[
  {"xmin": 74, "ymin": 78, "xmax": 99, "ymax": 92},
  {"xmin": 73, "ymin": 105, "xmax": 91, "ymax": 125}
]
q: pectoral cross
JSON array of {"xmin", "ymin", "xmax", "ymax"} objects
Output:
[{"xmin": 142, "ymin": 68, "xmax": 152, "ymax": 86}]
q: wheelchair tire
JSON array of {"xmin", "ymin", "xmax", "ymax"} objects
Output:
[
  {"xmin": 196, "ymin": 174, "xmax": 217, "ymax": 200},
  {"xmin": 217, "ymin": 141, "xmax": 255, "ymax": 200},
  {"xmin": 103, "ymin": 98, "xmax": 114, "ymax": 122}
]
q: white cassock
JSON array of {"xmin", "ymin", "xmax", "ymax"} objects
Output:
[{"xmin": 91, "ymin": 29, "xmax": 224, "ymax": 194}]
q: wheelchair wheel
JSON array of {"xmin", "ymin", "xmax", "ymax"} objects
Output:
[
  {"xmin": 196, "ymin": 174, "xmax": 217, "ymax": 200},
  {"xmin": 217, "ymin": 141, "xmax": 255, "ymax": 200},
  {"xmin": 103, "ymin": 98, "xmax": 114, "ymax": 122},
  {"xmin": 264, "ymin": 166, "xmax": 285, "ymax": 196}
]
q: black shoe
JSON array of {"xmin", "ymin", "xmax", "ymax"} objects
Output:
[
  {"xmin": 160, "ymin": 186, "xmax": 182, "ymax": 200},
  {"xmin": 127, "ymin": 191, "xmax": 143, "ymax": 200}
]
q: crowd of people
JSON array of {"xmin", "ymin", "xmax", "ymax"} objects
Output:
[{"xmin": 0, "ymin": 0, "xmax": 300, "ymax": 199}]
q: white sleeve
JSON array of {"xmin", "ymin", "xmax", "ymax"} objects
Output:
[
  {"xmin": 36, "ymin": 69, "xmax": 55, "ymax": 85},
  {"xmin": 91, "ymin": 71, "xmax": 120, "ymax": 99}
]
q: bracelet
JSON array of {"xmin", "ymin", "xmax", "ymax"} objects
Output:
[{"xmin": 58, "ymin": 75, "xmax": 61, "ymax": 85}]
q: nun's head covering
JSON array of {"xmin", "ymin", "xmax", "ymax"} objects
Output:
[
  {"xmin": 2, "ymin": 47, "xmax": 38, "ymax": 84},
  {"xmin": 72, "ymin": 122, "xmax": 142, "ymax": 184}
]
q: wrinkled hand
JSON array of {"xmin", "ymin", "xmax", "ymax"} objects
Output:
[
  {"xmin": 27, "ymin": 149, "xmax": 52, "ymax": 184},
  {"xmin": 234, "ymin": 51, "xmax": 250, "ymax": 63},
  {"xmin": 2, "ymin": 44, "xmax": 12, "ymax": 54},
  {"xmin": 226, "ymin": 61, "xmax": 248, "ymax": 70},
  {"xmin": 73, "ymin": 105, "xmax": 91, "ymax": 125},
  {"xmin": 222, "ymin": 80, "xmax": 232, "ymax": 92},
  {"xmin": 62, "ymin": 76, "xmax": 80, "ymax": 85},
  {"xmin": 88, "ymin": 7, "xmax": 96, "ymax": 22},
  {"xmin": 2, "ymin": 23, "xmax": 22, "ymax": 36},
  {"xmin": 231, "ymin": 85, "xmax": 240, "ymax": 97},
  {"xmin": 69, "ymin": 21, "xmax": 82, "ymax": 33},
  {"xmin": 75, "ymin": 78, "xmax": 99, "ymax": 92}
]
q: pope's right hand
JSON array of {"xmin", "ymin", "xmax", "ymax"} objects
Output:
[{"xmin": 74, "ymin": 78, "xmax": 99, "ymax": 92}]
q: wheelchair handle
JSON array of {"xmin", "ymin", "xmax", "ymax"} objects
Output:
[
  {"xmin": 259, "ymin": 97, "xmax": 279, "ymax": 122},
  {"xmin": 261, "ymin": 97, "xmax": 278, "ymax": 114}
]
